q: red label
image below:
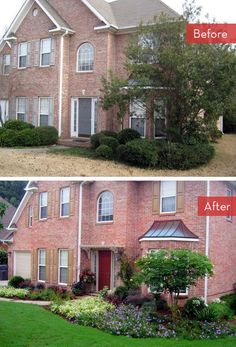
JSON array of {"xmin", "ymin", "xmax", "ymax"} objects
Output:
[
  {"xmin": 198, "ymin": 197, "xmax": 236, "ymax": 216},
  {"xmin": 186, "ymin": 24, "xmax": 236, "ymax": 44}
]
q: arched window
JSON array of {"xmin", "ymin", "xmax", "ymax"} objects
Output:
[
  {"xmin": 97, "ymin": 191, "xmax": 114, "ymax": 222},
  {"xmin": 77, "ymin": 43, "xmax": 94, "ymax": 72}
]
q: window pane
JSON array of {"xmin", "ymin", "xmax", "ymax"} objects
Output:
[
  {"xmin": 131, "ymin": 100, "xmax": 145, "ymax": 117},
  {"xmin": 20, "ymin": 43, "xmax": 27, "ymax": 56},
  {"xmin": 39, "ymin": 266, "xmax": 46, "ymax": 281},
  {"xmin": 60, "ymin": 267, "xmax": 68, "ymax": 284},
  {"xmin": 42, "ymin": 53, "xmax": 50, "ymax": 66},
  {"xmin": 19, "ymin": 56, "xmax": 27, "ymax": 68},
  {"xmin": 162, "ymin": 196, "xmax": 176, "ymax": 213},
  {"xmin": 4, "ymin": 54, "xmax": 10, "ymax": 65},
  {"xmin": 155, "ymin": 118, "xmax": 166, "ymax": 137},
  {"xmin": 40, "ymin": 206, "xmax": 47, "ymax": 219},
  {"xmin": 78, "ymin": 43, "xmax": 94, "ymax": 71},
  {"xmin": 61, "ymin": 188, "xmax": 70, "ymax": 204},
  {"xmin": 17, "ymin": 113, "xmax": 25, "ymax": 121},
  {"xmin": 161, "ymin": 181, "xmax": 176, "ymax": 197},
  {"xmin": 61, "ymin": 203, "xmax": 69, "ymax": 217},
  {"xmin": 39, "ymin": 250, "xmax": 46, "ymax": 265},
  {"xmin": 131, "ymin": 117, "xmax": 145, "ymax": 137},
  {"xmin": 40, "ymin": 192, "xmax": 47, "ymax": 206},
  {"xmin": 60, "ymin": 250, "xmax": 68, "ymax": 267},
  {"xmin": 40, "ymin": 98, "xmax": 50, "ymax": 114},
  {"xmin": 42, "ymin": 39, "xmax": 51, "ymax": 54},
  {"xmin": 98, "ymin": 192, "xmax": 113, "ymax": 222},
  {"xmin": 40, "ymin": 115, "xmax": 49, "ymax": 126},
  {"xmin": 18, "ymin": 98, "xmax": 26, "ymax": 113}
]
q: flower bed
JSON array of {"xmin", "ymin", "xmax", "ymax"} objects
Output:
[{"xmin": 0, "ymin": 287, "xmax": 29, "ymax": 299}]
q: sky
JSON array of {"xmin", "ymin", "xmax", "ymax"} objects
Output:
[{"xmin": 0, "ymin": 0, "xmax": 236, "ymax": 38}]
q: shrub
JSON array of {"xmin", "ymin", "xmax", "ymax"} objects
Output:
[
  {"xmin": 117, "ymin": 128, "xmax": 141, "ymax": 144},
  {"xmin": 98, "ymin": 286, "xmax": 109, "ymax": 299},
  {"xmin": 34, "ymin": 126, "xmax": 58, "ymax": 146},
  {"xmin": 100, "ymin": 136, "xmax": 119, "ymax": 152},
  {"xmin": 35, "ymin": 282, "xmax": 46, "ymax": 290},
  {"xmin": 208, "ymin": 302, "xmax": 234, "ymax": 321},
  {"xmin": 221, "ymin": 293, "xmax": 236, "ymax": 314},
  {"xmin": 17, "ymin": 129, "xmax": 41, "ymax": 147},
  {"xmin": 100, "ymin": 131, "xmax": 118, "ymax": 139},
  {"xmin": 0, "ymin": 287, "xmax": 29, "ymax": 299},
  {"xmin": 0, "ymin": 129, "xmax": 19, "ymax": 147},
  {"xmin": 0, "ymin": 248, "xmax": 8, "ymax": 265},
  {"xmin": 91, "ymin": 133, "xmax": 103, "ymax": 149},
  {"xmin": 8, "ymin": 276, "xmax": 25, "ymax": 288},
  {"xmin": 18, "ymin": 280, "xmax": 35, "ymax": 290},
  {"xmin": 117, "ymin": 139, "xmax": 157, "ymax": 168},
  {"xmin": 196, "ymin": 306, "xmax": 217, "ymax": 322},
  {"xmin": 96, "ymin": 144, "xmax": 113, "ymax": 159},
  {"xmin": 29, "ymin": 289, "xmax": 56, "ymax": 301},
  {"xmin": 3, "ymin": 120, "xmax": 34, "ymax": 131},
  {"xmin": 71, "ymin": 281, "xmax": 87, "ymax": 296},
  {"xmin": 183, "ymin": 297, "xmax": 207, "ymax": 319},
  {"xmin": 114, "ymin": 286, "xmax": 129, "ymax": 300}
]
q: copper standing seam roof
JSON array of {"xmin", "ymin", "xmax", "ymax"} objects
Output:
[{"xmin": 139, "ymin": 220, "xmax": 199, "ymax": 240}]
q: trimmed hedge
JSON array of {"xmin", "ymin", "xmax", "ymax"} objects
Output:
[
  {"xmin": 117, "ymin": 128, "xmax": 141, "ymax": 144},
  {"xmin": 96, "ymin": 145, "xmax": 113, "ymax": 159},
  {"xmin": 34, "ymin": 126, "xmax": 59, "ymax": 146},
  {"xmin": 100, "ymin": 136, "xmax": 119, "ymax": 152},
  {"xmin": 4, "ymin": 120, "xmax": 34, "ymax": 131}
]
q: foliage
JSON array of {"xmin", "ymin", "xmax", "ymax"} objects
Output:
[
  {"xmin": 8, "ymin": 276, "xmax": 25, "ymax": 288},
  {"xmin": 98, "ymin": 286, "xmax": 109, "ymax": 299},
  {"xmin": 117, "ymin": 254, "xmax": 138, "ymax": 290},
  {"xmin": 34, "ymin": 126, "xmax": 59, "ymax": 146},
  {"xmin": 0, "ymin": 248, "xmax": 8, "ymax": 265},
  {"xmin": 183, "ymin": 297, "xmax": 207, "ymax": 319},
  {"xmin": 117, "ymin": 128, "xmax": 141, "ymax": 145},
  {"xmin": 96, "ymin": 144, "xmax": 113, "ymax": 159},
  {"xmin": 0, "ymin": 202, "xmax": 7, "ymax": 230},
  {"xmin": 17, "ymin": 129, "xmax": 41, "ymax": 146},
  {"xmin": 51, "ymin": 297, "xmax": 114, "ymax": 321},
  {"xmin": 0, "ymin": 129, "xmax": 20, "ymax": 147},
  {"xmin": 0, "ymin": 287, "xmax": 29, "ymax": 299},
  {"xmin": 80, "ymin": 269, "xmax": 96, "ymax": 284},
  {"xmin": 3, "ymin": 120, "xmax": 34, "ymax": 131},
  {"xmin": 136, "ymin": 249, "xmax": 213, "ymax": 306},
  {"xmin": 100, "ymin": 136, "xmax": 119, "ymax": 153},
  {"xmin": 208, "ymin": 302, "xmax": 234, "ymax": 321},
  {"xmin": 221, "ymin": 293, "xmax": 236, "ymax": 314},
  {"xmin": 114, "ymin": 286, "xmax": 129, "ymax": 300},
  {"xmin": 100, "ymin": 131, "xmax": 118, "ymax": 139},
  {"xmin": 0, "ymin": 181, "xmax": 27, "ymax": 207},
  {"xmin": 91, "ymin": 131, "xmax": 118, "ymax": 150},
  {"xmin": 71, "ymin": 281, "xmax": 87, "ymax": 296}
]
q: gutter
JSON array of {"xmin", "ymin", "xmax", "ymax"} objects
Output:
[
  {"xmin": 77, "ymin": 181, "xmax": 86, "ymax": 281},
  {"xmin": 204, "ymin": 180, "xmax": 210, "ymax": 304}
]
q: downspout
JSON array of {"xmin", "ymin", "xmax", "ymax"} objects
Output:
[
  {"xmin": 77, "ymin": 181, "xmax": 86, "ymax": 281},
  {"xmin": 58, "ymin": 30, "xmax": 68, "ymax": 137},
  {"xmin": 204, "ymin": 180, "xmax": 210, "ymax": 304}
]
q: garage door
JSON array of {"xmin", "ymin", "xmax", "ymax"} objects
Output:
[{"xmin": 14, "ymin": 251, "xmax": 31, "ymax": 279}]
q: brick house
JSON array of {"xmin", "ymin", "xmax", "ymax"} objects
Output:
[
  {"xmin": 6, "ymin": 180, "xmax": 236, "ymax": 302},
  {"xmin": 0, "ymin": 0, "xmax": 178, "ymax": 140}
]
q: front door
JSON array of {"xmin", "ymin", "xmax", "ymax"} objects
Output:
[
  {"xmin": 0, "ymin": 100, "xmax": 9, "ymax": 126},
  {"xmin": 98, "ymin": 250, "xmax": 111, "ymax": 291},
  {"xmin": 71, "ymin": 98, "xmax": 96, "ymax": 137}
]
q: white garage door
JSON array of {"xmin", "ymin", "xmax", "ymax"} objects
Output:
[{"xmin": 14, "ymin": 251, "xmax": 31, "ymax": 279}]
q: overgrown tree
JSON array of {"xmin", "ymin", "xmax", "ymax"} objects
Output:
[
  {"xmin": 0, "ymin": 202, "xmax": 7, "ymax": 231},
  {"xmin": 136, "ymin": 249, "xmax": 213, "ymax": 306},
  {"xmin": 101, "ymin": 0, "xmax": 236, "ymax": 139},
  {"xmin": 0, "ymin": 181, "xmax": 27, "ymax": 207}
]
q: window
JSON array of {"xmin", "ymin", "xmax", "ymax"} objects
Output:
[
  {"xmin": 28, "ymin": 206, "xmax": 33, "ymax": 227},
  {"xmin": 97, "ymin": 191, "xmax": 114, "ymax": 223},
  {"xmin": 40, "ymin": 38, "xmax": 52, "ymax": 67},
  {"xmin": 226, "ymin": 189, "xmax": 233, "ymax": 221},
  {"xmin": 18, "ymin": 42, "xmax": 27, "ymax": 68},
  {"xmin": 60, "ymin": 187, "xmax": 70, "ymax": 217},
  {"xmin": 59, "ymin": 249, "xmax": 68, "ymax": 284},
  {"xmin": 39, "ymin": 192, "xmax": 48, "ymax": 220},
  {"xmin": 130, "ymin": 100, "xmax": 146, "ymax": 137},
  {"xmin": 77, "ymin": 43, "xmax": 94, "ymax": 72},
  {"xmin": 39, "ymin": 98, "xmax": 50, "ymax": 126},
  {"xmin": 160, "ymin": 181, "xmax": 176, "ymax": 213},
  {"xmin": 38, "ymin": 249, "xmax": 46, "ymax": 282},
  {"xmin": 16, "ymin": 97, "xmax": 26, "ymax": 121},
  {"xmin": 154, "ymin": 100, "xmax": 166, "ymax": 137},
  {"xmin": 3, "ymin": 54, "xmax": 10, "ymax": 75}
]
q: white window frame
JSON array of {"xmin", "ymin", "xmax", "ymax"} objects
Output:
[
  {"xmin": 18, "ymin": 42, "xmax": 27, "ymax": 69},
  {"xmin": 77, "ymin": 42, "xmax": 94, "ymax": 73},
  {"xmin": 58, "ymin": 249, "xmax": 69, "ymax": 285},
  {"xmin": 60, "ymin": 187, "xmax": 70, "ymax": 218},
  {"xmin": 16, "ymin": 97, "xmax": 27, "ymax": 121},
  {"xmin": 160, "ymin": 181, "xmax": 177, "ymax": 214},
  {"xmin": 174, "ymin": 288, "xmax": 189, "ymax": 297},
  {"xmin": 39, "ymin": 192, "xmax": 48, "ymax": 220},
  {"xmin": 38, "ymin": 249, "xmax": 46, "ymax": 282},
  {"xmin": 28, "ymin": 205, "xmax": 33, "ymax": 227},
  {"xmin": 38, "ymin": 97, "xmax": 50, "ymax": 127},
  {"xmin": 129, "ymin": 100, "xmax": 146, "ymax": 138},
  {"xmin": 226, "ymin": 189, "xmax": 233, "ymax": 222},
  {"xmin": 3, "ymin": 54, "xmax": 10, "ymax": 75},
  {"xmin": 40, "ymin": 38, "xmax": 52, "ymax": 67},
  {"xmin": 97, "ymin": 191, "xmax": 114, "ymax": 224}
]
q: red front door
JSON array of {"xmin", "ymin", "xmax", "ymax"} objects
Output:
[{"xmin": 98, "ymin": 251, "xmax": 111, "ymax": 291}]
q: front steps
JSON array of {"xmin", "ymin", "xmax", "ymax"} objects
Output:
[{"xmin": 58, "ymin": 137, "xmax": 91, "ymax": 148}]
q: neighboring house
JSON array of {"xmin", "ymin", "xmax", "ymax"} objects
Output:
[
  {"xmin": 0, "ymin": 197, "xmax": 17, "ymax": 250},
  {"xmin": 6, "ymin": 180, "xmax": 236, "ymax": 302},
  {"xmin": 0, "ymin": 0, "xmax": 178, "ymax": 138}
]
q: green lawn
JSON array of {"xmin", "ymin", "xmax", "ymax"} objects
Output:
[{"xmin": 0, "ymin": 302, "xmax": 236, "ymax": 347}]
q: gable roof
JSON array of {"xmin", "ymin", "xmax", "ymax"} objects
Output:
[
  {"xmin": 0, "ymin": 197, "xmax": 17, "ymax": 242},
  {"xmin": 139, "ymin": 220, "xmax": 199, "ymax": 242},
  {"xmin": 84, "ymin": 0, "xmax": 179, "ymax": 29}
]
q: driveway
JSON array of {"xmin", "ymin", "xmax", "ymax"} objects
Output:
[{"xmin": 0, "ymin": 135, "xmax": 235, "ymax": 177}]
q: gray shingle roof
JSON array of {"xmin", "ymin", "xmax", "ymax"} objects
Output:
[
  {"xmin": 86, "ymin": 0, "xmax": 179, "ymax": 28},
  {"xmin": 139, "ymin": 220, "xmax": 199, "ymax": 240}
]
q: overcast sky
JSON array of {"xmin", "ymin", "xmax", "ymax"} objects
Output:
[{"xmin": 0, "ymin": 0, "xmax": 236, "ymax": 38}]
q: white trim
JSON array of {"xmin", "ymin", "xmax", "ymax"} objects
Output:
[
  {"xmin": 58, "ymin": 33, "xmax": 66, "ymax": 137},
  {"xmin": 60, "ymin": 187, "xmax": 70, "ymax": 218},
  {"xmin": 77, "ymin": 182, "xmax": 85, "ymax": 281},
  {"xmin": 204, "ymin": 181, "xmax": 210, "ymax": 305},
  {"xmin": 71, "ymin": 97, "xmax": 96, "ymax": 137},
  {"xmin": 38, "ymin": 249, "xmax": 46, "ymax": 282},
  {"xmin": 76, "ymin": 42, "xmax": 95, "ymax": 73},
  {"xmin": 18, "ymin": 42, "xmax": 27, "ymax": 69},
  {"xmin": 40, "ymin": 38, "xmax": 52, "ymax": 68},
  {"xmin": 39, "ymin": 191, "xmax": 48, "ymax": 220},
  {"xmin": 58, "ymin": 249, "xmax": 69, "ymax": 285},
  {"xmin": 96, "ymin": 191, "xmax": 114, "ymax": 224},
  {"xmin": 71, "ymin": 98, "xmax": 79, "ymax": 137},
  {"xmin": 139, "ymin": 237, "xmax": 199, "ymax": 242},
  {"xmin": 160, "ymin": 181, "xmax": 177, "ymax": 214},
  {"xmin": 81, "ymin": 0, "xmax": 111, "ymax": 27}
]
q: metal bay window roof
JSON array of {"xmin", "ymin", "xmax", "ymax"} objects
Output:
[{"xmin": 139, "ymin": 220, "xmax": 199, "ymax": 242}]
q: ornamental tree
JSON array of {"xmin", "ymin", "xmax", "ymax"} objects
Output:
[
  {"xmin": 136, "ymin": 249, "xmax": 213, "ymax": 306},
  {"xmin": 101, "ymin": 0, "xmax": 236, "ymax": 139}
]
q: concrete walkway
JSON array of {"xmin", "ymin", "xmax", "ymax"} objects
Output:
[
  {"xmin": 0, "ymin": 297, "xmax": 51, "ymax": 306},
  {"xmin": 0, "ymin": 281, "xmax": 8, "ymax": 287}
]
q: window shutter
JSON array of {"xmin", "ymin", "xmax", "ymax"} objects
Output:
[
  {"xmin": 12, "ymin": 44, "xmax": 18, "ymax": 69},
  {"xmin": 152, "ymin": 182, "xmax": 160, "ymax": 214},
  {"xmin": 27, "ymin": 42, "xmax": 31, "ymax": 67},
  {"xmin": 34, "ymin": 193, "xmax": 39, "ymax": 220},
  {"xmin": 52, "ymin": 249, "xmax": 58, "ymax": 284},
  {"xmin": 45, "ymin": 250, "xmax": 50, "ymax": 283},
  {"xmin": 9, "ymin": 96, "xmax": 16, "ymax": 120},
  {"xmin": 176, "ymin": 181, "xmax": 185, "ymax": 213},
  {"xmin": 0, "ymin": 55, "xmax": 3, "ymax": 75},
  {"xmin": 34, "ymin": 40, "xmax": 40, "ymax": 66},
  {"xmin": 32, "ymin": 97, "xmax": 39, "ymax": 126},
  {"xmin": 47, "ymin": 191, "xmax": 52, "ymax": 218},
  {"xmin": 25, "ymin": 98, "xmax": 29, "ymax": 123},
  {"xmin": 68, "ymin": 249, "xmax": 74, "ymax": 284},
  {"xmin": 48, "ymin": 98, "xmax": 54, "ymax": 126},
  {"xmin": 54, "ymin": 189, "xmax": 60, "ymax": 217},
  {"xmin": 31, "ymin": 249, "xmax": 38, "ymax": 282},
  {"xmin": 70, "ymin": 185, "xmax": 75, "ymax": 216},
  {"xmin": 50, "ymin": 37, "xmax": 55, "ymax": 65}
]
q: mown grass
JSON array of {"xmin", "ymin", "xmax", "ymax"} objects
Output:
[{"xmin": 0, "ymin": 301, "xmax": 236, "ymax": 347}]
